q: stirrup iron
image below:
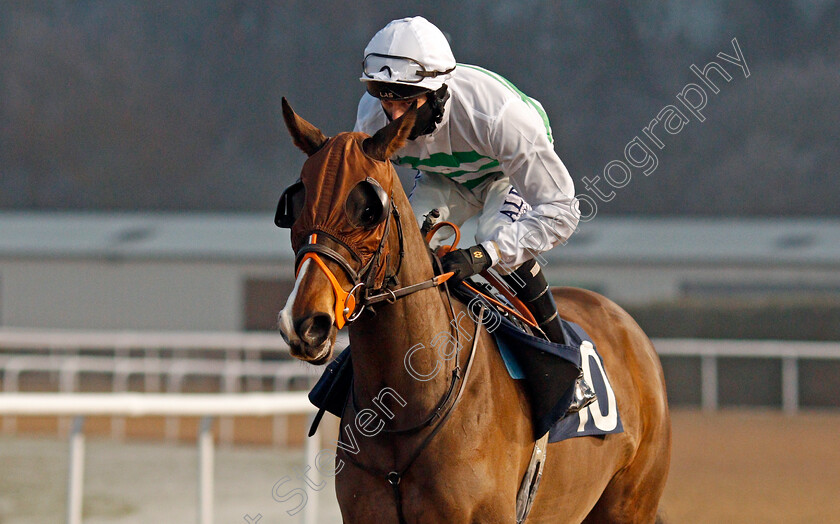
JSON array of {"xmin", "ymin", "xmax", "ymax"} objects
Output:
[
  {"xmin": 516, "ymin": 432, "xmax": 549, "ymax": 524},
  {"xmin": 566, "ymin": 372, "xmax": 597, "ymax": 414}
]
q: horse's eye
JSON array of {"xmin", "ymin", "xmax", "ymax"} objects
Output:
[
  {"xmin": 275, "ymin": 180, "xmax": 305, "ymax": 228},
  {"xmin": 345, "ymin": 179, "xmax": 388, "ymax": 229}
]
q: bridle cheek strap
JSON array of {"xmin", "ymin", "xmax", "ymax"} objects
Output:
[
  {"xmin": 293, "ymin": 211, "xmax": 457, "ymax": 332},
  {"xmin": 296, "ymin": 244, "xmax": 357, "ymax": 329}
]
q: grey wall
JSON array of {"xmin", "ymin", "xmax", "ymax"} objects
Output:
[{"xmin": 1, "ymin": 1, "xmax": 838, "ymax": 217}]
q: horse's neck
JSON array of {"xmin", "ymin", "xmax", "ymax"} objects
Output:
[{"xmin": 348, "ymin": 191, "xmax": 460, "ymax": 421}]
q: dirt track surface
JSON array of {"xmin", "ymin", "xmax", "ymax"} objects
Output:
[
  {"xmin": 661, "ymin": 409, "xmax": 840, "ymax": 524},
  {"xmin": 1, "ymin": 409, "xmax": 839, "ymax": 523}
]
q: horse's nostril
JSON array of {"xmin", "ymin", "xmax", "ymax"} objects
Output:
[{"xmin": 295, "ymin": 313, "xmax": 332, "ymax": 347}]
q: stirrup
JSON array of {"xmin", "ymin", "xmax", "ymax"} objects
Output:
[{"xmin": 566, "ymin": 372, "xmax": 597, "ymax": 414}]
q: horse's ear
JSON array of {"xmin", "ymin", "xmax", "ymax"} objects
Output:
[
  {"xmin": 363, "ymin": 102, "xmax": 417, "ymax": 162},
  {"xmin": 282, "ymin": 97, "xmax": 328, "ymax": 156}
]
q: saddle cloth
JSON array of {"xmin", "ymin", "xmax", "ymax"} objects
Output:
[
  {"xmin": 308, "ymin": 283, "xmax": 623, "ymax": 442},
  {"xmin": 491, "ymin": 310, "xmax": 624, "ymax": 443},
  {"xmin": 453, "ymin": 285, "xmax": 623, "ymax": 441}
]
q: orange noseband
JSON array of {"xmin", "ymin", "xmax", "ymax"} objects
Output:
[{"xmin": 295, "ymin": 234, "xmax": 357, "ymax": 329}]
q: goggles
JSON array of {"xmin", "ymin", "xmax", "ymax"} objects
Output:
[
  {"xmin": 365, "ymin": 81, "xmax": 431, "ymax": 101},
  {"xmin": 362, "ymin": 53, "xmax": 455, "ymax": 84}
]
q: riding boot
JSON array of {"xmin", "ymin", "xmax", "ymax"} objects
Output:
[{"xmin": 500, "ymin": 260, "xmax": 597, "ymax": 414}]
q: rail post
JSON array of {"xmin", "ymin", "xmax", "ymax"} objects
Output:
[
  {"xmin": 198, "ymin": 416, "xmax": 214, "ymax": 524},
  {"xmin": 701, "ymin": 355, "xmax": 718, "ymax": 411},
  {"xmin": 303, "ymin": 414, "xmax": 320, "ymax": 524},
  {"xmin": 66, "ymin": 416, "xmax": 85, "ymax": 524},
  {"xmin": 782, "ymin": 356, "xmax": 799, "ymax": 414}
]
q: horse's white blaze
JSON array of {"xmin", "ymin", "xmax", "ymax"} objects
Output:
[{"xmin": 277, "ymin": 259, "xmax": 311, "ymax": 344}]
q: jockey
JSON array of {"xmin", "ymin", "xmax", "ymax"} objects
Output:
[{"xmin": 354, "ymin": 16, "xmax": 595, "ymax": 413}]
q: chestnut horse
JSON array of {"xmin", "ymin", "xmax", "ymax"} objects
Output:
[{"xmin": 277, "ymin": 98, "xmax": 671, "ymax": 523}]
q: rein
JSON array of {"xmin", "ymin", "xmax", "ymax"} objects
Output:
[{"xmin": 350, "ymin": 251, "xmax": 462, "ymax": 436}]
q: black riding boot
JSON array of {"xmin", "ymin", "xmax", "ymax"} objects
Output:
[{"xmin": 500, "ymin": 260, "xmax": 596, "ymax": 414}]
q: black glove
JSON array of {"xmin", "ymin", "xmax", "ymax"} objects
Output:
[{"xmin": 440, "ymin": 244, "xmax": 492, "ymax": 284}]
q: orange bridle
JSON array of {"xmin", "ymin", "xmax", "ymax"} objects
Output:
[{"xmin": 295, "ymin": 234, "xmax": 359, "ymax": 329}]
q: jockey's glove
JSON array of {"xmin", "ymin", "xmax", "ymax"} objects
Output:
[{"xmin": 440, "ymin": 244, "xmax": 492, "ymax": 285}]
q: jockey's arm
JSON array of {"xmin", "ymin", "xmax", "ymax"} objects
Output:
[{"xmin": 480, "ymin": 98, "xmax": 580, "ymax": 269}]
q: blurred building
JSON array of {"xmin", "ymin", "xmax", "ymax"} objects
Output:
[{"xmin": 1, "ymin": 212, "xmax": 839, "ymax": 331}]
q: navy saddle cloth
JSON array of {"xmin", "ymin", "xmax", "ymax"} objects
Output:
[{"xmin": 308, "ymin": 284, "xmax": 623, "ymax": 441}]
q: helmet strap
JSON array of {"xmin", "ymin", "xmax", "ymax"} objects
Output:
[{"xmin": 408, "ymin": 84, "xmax": 449, "ymax": 140}]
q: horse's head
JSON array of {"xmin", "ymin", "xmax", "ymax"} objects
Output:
[{"xmin": 276, "ymin": 98, "xmax": 416, "ymax": 364}]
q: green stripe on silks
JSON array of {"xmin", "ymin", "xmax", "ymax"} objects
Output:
[
  {"xmin": 461, "ymin": 171, "xmax": 500, "ymax": 189},
  {"xmin": 458, "ymin": 64, "xmax": 554, "ymax": 144},
  {"xmin": 410, "ymin": 163, "xmax": 500, "ymax": 189},
  {"xmin": 441, "ymin": 160, "xmax": 500, "ymax": 179},
  {"xmin": 396, "ymin": 150, "xmax": 495, "ymax": 169},
  {"xmin": 396, "ymin": 152, "xmax": 501, "ymax": 189}
]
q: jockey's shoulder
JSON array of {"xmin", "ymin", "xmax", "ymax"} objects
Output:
[{"xmin": 448, "ymin": 64, "xmax": 532, "ymax": 116}]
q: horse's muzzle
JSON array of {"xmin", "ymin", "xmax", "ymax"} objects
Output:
[
  {"xmin": 295, "ymin": 313, "xmax": 332, "ymax": 348},
  {"xmin": 281, "ymin": 312, "xmax": 335, "ymax": 364}
]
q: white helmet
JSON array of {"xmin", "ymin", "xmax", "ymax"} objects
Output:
[{"xmin": 360, "ymin": 16, "xmax": 456, "ymax": 97}]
